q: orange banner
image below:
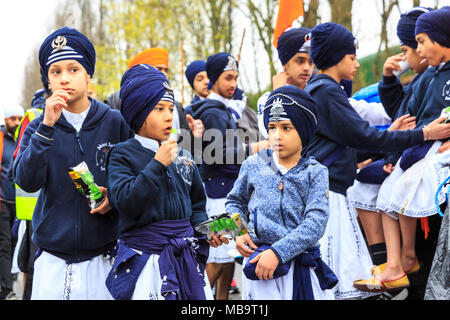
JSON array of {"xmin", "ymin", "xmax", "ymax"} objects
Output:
[{"xmin": 272, "ymin": 0, "xmax": 304, "ymax": 48}]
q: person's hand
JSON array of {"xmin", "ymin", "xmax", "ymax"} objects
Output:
[
  {"xmin": 43, "ymin": 89, "xmax": 70, "ymax": 127},
  {"xmin": 388, "ymin": 114, "xmax": 416, "ymax": 131},
  {"xmin": 186, "ymin": 115, "xmax": 205, "ymax": 138},
  {"xmin": 383, "ymin": 53, "xmax": 404, "ymax": 77},
  {"xmin": 439, "ymin": 140, "xmax": 450, "ymax": 153},
  {"xmin": 423, "ymin": 117, "xmax": 450, "ymax": 141},
  {"xmin": 154, "ymin": 139, "xmax": 178, "ymax": 167},
  {"xmin": 383, "ymin": 163, "xmax": 395, "ymax": 174},
  {"xmin": 272, "ymin": 72, "xmax": 290, "ymax": 90},
  {"xmin": 235, "ymin": 233, "xmax": 258, "ymax": 258},
  {"xmin": 90, "ymin": 186, "xmax": 112, "ymax": 214},
  {"xmin": 249, "ymin": 249, "xmax": 280, "ymax": 280},
  {"xmin": 357, "ymin": 158, "xmax": 372, "ymax": 170},
  {"xmin": 207, "ymin": 234, "xmax": 230, "ymax": 248}
]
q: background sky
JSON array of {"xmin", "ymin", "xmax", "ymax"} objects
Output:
[{"xmin": 0, "ymin": 0, "xmax": 448, "ymax": 122}]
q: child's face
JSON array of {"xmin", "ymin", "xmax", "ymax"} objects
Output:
[
  {"xmin": 268, "ymin": 120, "xmax": 302, "ymax": 163},
  {"xmin": 138, "ymin": 100, "xmax": 174, "ymax": 142},
  {"xmin": 400, "ymin": 45, "xmax": 428, "ymax": 74},
  {"xmin": 47, "ymin": 59, "xmax": 90, "ymax": 105},
  {"xmin": 336, "ymin": 54, "xmax": 360, "ymax": 80},
  {"xmin": 283, "ymin": 52, "xmax": 314, "ymax": 89},
  {"xmin": 193, "ymin": 71, "xmax": 210, "ymax": 98},
  {"xmin": 213, "ymin": 70, "xmax": 238, "ymax": 99},
  {"xmin": 416, "ymin": 32, "xmax": 446, "ymax": 66}
]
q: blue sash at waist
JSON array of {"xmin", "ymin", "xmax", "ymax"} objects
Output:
[
  {"xmin": 293, "ymin": 247, "xmax": 338, "ymax": 300},
  {"xmin": 106, "ymin": 219, "xmax": 209, "ymax": 300}
]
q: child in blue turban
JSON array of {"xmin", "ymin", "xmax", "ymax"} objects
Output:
[
  {"xmin": 13, "ymin": 27, "xmax": 133, "ymax": 300},
  {"xmin": 106, "ymin": 64, "xmax": 227, "ymax": 300},
  {"xmin": 226, "ymin": 85, "xmax": 337, "ymax": 300},
  {"xmin": 305, "ymin": 22, "xmax": 450, "ymax": 298},
  {"xmin": 185, "ymin": 60, "xmax": 209, "ymax": 104},
  {"xmin": 257, "ymin": 27, "xmax": 315, "ymax": 140}
]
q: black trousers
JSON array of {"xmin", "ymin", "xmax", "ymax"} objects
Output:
[{"xmin": 0, "ymin": 200, "xmax": 16, "ymax": 296}]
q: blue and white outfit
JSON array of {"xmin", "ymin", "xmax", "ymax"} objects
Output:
[
  {"xmin": 306, "ymin": 22, "xmax": 427, "ymax": 299},
  {"xmin": 226, "ymin": 85, "xmax": 337, "ymax": 300},
  {"xmin": 347, "ymin": 7, "xmax": 435, "ymax": 214},
  {"xmin": 376, "ymin": 5, "xmax": 450, "ymax": 219},
  {"xmin": 105, "ymin": 64, "xmax": 213, "ymax": 300},
  {"xmin": 376, "ymin": 61, "xmax": 450, "ymax": 219},
  {"xmin": 14, "ymin": 27, "xmax": 133, "ymax": 300}
]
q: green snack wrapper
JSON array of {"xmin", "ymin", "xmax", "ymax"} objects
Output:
[
  {"xmin": 68, "ymin": 161, "xmax": 104, "ymax": 211},
  {"xmin": 195, "ymin": 212, "xmax": 248, "ymax": 240}
]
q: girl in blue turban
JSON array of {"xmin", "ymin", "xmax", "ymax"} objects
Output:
[{"xmin": 106, "ymin": 63, "xmax": 227, "ymax": 300}]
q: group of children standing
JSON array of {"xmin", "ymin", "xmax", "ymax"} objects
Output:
[{"xmin": 11, "ymin": 5, "xmax": 450, "ymax": 300}]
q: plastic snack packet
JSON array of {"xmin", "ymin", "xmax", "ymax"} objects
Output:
[
  {"xmin": 441, "ymin": 106, "xmax": 450, "ymax": 123},
  {"xmin": 195, "ymin": 212, "xmax": 248, "ymax": 240},
  {"xmin": 68, "ymin": 161, "xmax": 104, "ymax": 211}
]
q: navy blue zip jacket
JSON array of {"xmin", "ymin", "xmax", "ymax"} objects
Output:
[
  {"xmin": 378, "ymin": 67, "xmax": 434, "ymax": 120},
  {"xmin": 186, "ymin": 98, "xmax": 245, "ymax": 198},
  {"xmin": 1, "ymin": 126, "xmax": 16, "ymax": 201},
  {"xmin": 13, "ymin": 98, "xmax": 133, "ymax": 263},
  {"xmin": 303, "ymin": 74, "xmax": 424, "ymax": 195},
  {"xmin": 410, "ymin": 61, "xmax": 450, "ymax": 128},
  {"xmin": 107, "ymin": 138, "xmax": 208, "ymax": 234},
  {"xmin": 378, "ymin": 67, "xmax": 435, "ymax": 166}
]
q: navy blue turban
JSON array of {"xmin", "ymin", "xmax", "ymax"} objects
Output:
[
  {"xmin": 39, "ymin": 27, "xmax": 96, "ymax": 80},
  {"xmin": 277, "ymin": 27, "xmax": 312, "ymax": 65},
  {"xmin": 415, "ymin": 6, "xmax": 450, "ymax": 48},
  {"xmin": 310, "ymin": 23, "xmax": 357, "ymax": 71},
  {"xmin": 120, "ymin": 64, "xmax": 174, "ymax": 133},
  {"xmin": 263, "ymin": 85, "xmax": 318, "ymax": 147},
  {"xmin": 206, "ymin": 52, "xmax": 239, "ymax": 90},
  {"xmin": 185, "ymin": 60, "xmax": 206, "ymax": 89},
  {"xmin": 397, "ymin": 7, "xmax": 433, "ymax": 48}
]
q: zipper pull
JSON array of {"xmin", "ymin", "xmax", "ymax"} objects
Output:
[
  {"xmin": 279, "ymin": 177, "xmax": 283, "ymax": 191},
  {"xmin": 76, "ymin": 133, "xmax": 85, "ymax": 154}
]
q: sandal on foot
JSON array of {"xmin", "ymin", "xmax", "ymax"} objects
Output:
[
  {"xmin": 371, "ymin": 259, "xmax": 420, "ymax": 276},
  {"xmin": 353, "ymin": 274, "xmax": 409, "ymax": 292}
]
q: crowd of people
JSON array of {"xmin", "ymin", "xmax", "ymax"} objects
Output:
[{"xmin": 0, "ymin": 5, "xmax": 449, "ymax": 301}]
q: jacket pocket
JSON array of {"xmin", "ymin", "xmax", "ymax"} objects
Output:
[{"xmin": 105, "ymin": 242, "xmax": 149, "ymax": 300}]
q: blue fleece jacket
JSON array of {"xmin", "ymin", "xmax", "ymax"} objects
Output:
[
  {"xmin": 186, "ymin": 98, "xmax": 246, "ymax": 198},
  {"xmin": 0, "ymin": 126, "xmax": 16, "ymax": 201},
  {"xmin": 13, "ymin": 98, "xmax": 133, "ymax": 263},
  {"xmin": 303, "ymin": 74, "xmax": 424, "ymax": 195},
  {"xmin": 225, "ymin": 150, "xmax": 329, "ymax": 264},
  {"xmin": 107, "ymin": 138, "xmax": 208, "ymax": 234}
]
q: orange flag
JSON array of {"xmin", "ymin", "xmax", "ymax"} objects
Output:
[{"xmin": 272, "ymin": 0, "xmax": 304, "ymax": 48}]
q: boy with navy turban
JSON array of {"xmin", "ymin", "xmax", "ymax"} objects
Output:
[
  {"xmin": 106, "ymin": 64, "xmax": 227, "ymax": 300},
  {"xmin": 304, "ymin": 22, "xmax": 450, "ymax": 299},
  {"xmin": 186, "ymin": 52, "xmax": 267, "ymax": 299},
  {"xmin": 257, "ymin": 27, "xmax": 314, "ymax": 139},
  {"xmin": 353, "ymin": 6, "xmax": 450, "ymax": 294},
  {"xmin": 226, "ymin": 85, "xmax": 337, "ymax": 300},
  {"xmin": 13, "ymin": 27, "xmax": 133, "ymax": 300},
  {"xmin": 185, "ymin": 60, "xmax": 209, "ymax": 103}
]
